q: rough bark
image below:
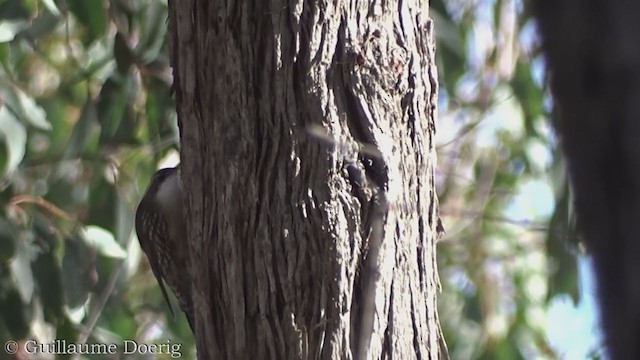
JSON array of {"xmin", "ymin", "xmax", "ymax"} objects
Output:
[
  {"xmin": 169, "ymin": 1, "xmax": 446, "ymax": 359},
  {"xmin": 536, "ymin": 2, "xmax": 640, "ymax": 359}
]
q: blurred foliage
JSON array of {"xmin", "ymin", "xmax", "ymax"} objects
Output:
[
  {"xmin": 0, "ymin": 0, "xmax": 194, "ymax": 357},
  {"xmin": 432, "ymin": 0, "xmax": 602, "ymax": 358}
]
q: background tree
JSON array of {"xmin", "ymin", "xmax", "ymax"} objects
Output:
[
  {"xmin": 169, "ymin": 0, "xmax": 446, "ymax": 358},
  {"xmin": 536, "ymin": 1, "xmax": 640, "ymax": 358},
  {"xmin": 0, "ymin": 0, "xmax": 595, "ymax": 359}
]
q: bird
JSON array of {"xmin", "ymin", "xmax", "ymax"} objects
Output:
[{"xmin": 135, "ymin": 166, "xmax": 194, "ymax": 332}]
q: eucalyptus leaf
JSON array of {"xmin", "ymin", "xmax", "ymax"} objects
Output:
[
  {"xmin": 3, "ymin": 87, "xmax": 51, "ymax": 130},
  {"xmin": 40, "ymin": 0, "xmax": 61, "ymax": 16},
  {"xmin": 64, "ymin": 100, "xmax": 98, "ymax": 157},
  {"xmin": 81, "ymin": 225, "xmax": 127, "ymax": 259},
  {"xmin": 0, "ymin": 288, "xmax": 31, "ymax": 339},
  {"xmin": 9, "ymin": 237, "xmax": 35, "ymax": 303},
  {"xmin": 0, "ymin": 105, "xmax": 26, "ymax": 175},
  {"xmin": 62, "ymin": 236, "xmax": 94, "ymax": 309},
  {"xmin": 67, "ymin": 0, "xmax": 107, "ymax": 44},
  {"xmin": 137, "ymin": 2, "xmax": 168, "ymax": 64},
  {"xmin": 0, "ymin": 218, "xmax": 16, "ymax": 262},
  {"xmin": 0, "ymin": 20, "xmax": 28, "ymax": 43},
  {"xmin": 21, "ymin": 9, "xmax": 61, "ymax": 39}
]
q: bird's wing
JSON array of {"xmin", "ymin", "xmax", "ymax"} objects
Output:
[{"xmin": 135, "ymin": 207, "xmax": 176, "ymax": 317}]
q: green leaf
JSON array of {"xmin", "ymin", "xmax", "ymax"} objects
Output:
[
  {"xmin": 114, "ymin": 32, "xmax": 134, "ymax": 73},
  {"xmin": 3, "ymin": 87, "xmax": 51, "ymax": 130},
  {"xmin": 55, "ymin": 317, "xmax": 79, "ymax": 343},
  {"xmin": 87, "ymin": 176, "xmax": 116, "ymax": 229},
  {"xmin": 97, "ymin": 76, "xmax": 137, "ymax": 144},
  {"xmin": 0, "ymin": 105, "xmax": 26, "ymax": 175},
  {"xmin": 64, "ymin": 99, "xmax": 98, "ymax": 157},
  {"xmin": 137, "ymin": 2, "xmax": 168, "ymax": 64},
  {"xmin": 9, "ymin": 236, "xmax": 35, "ymax": 303},
  {"xmin": 32, "ymin": 248, "xmax": 65, "ymax": 321},
  {"xmin": 511, "ymin": 61, "xmax": 545, "ymax": 137},
  {"xmin": 0, "ymin": 20, "xmax": 28, "ymax": 42},
  {"xmin": 39, "ymin": 0, "xmax": 60, "ymax": 16},
  {"xmin": 67, "ymin": 0, "xmax": 107, "ymax": 44},
  {"xmin": 546, "ymin": 177, "xmax": 580, "ymax": 303},
  {"xmin": 81, "ymin": 225, "xmax": 126, "ymax": 259},
  {"xmin": 0, "ymin": 288, "xmax": 31, "ymax": 339},
  {"xmin": 62, "ymin": 236, "xmax": 94, "ymax": 309},
  {"xmin": 0, "ymin": 218, "xmax": 16, "ymax": 262},
  {"xmin": 0, "ymin": 0, "xmax": 31, "ymax": 20},
  {"xmin": 0, "ymin": 42, "xmax": 8, "ymax": 66},
  {"xmin": 21, "ymin": 8, "xmax": 61, "ymax": 39},
  {"xmin": 32, "ymin": 216, "xmax": 64, "ymax": 321}
]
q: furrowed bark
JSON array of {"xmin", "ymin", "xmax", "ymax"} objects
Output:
[{"xmin": 169, "ymin": 1, "xmax": 446, "ymax": 358}]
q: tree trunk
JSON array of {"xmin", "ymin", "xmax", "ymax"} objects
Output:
[
  {"xmin": 168, "ymin": 1, "xmax": 446, "ymax": 359},
  {"xmin": 536, "ymin": 2, "xmax": 640, "ymax": 359}
]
